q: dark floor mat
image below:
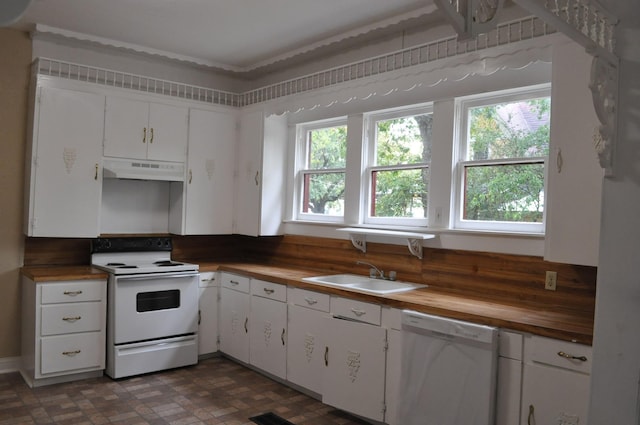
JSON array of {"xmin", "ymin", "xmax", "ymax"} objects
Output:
[{"xmin": 249, "ymin": 412, "xmax": 296, "ymax": 425}]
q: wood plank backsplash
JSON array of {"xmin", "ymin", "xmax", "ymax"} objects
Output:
[
  {"xmin": 242, "ymin": 235, "xmax": 597, "ymax": 315},
  {"xmin": 24, "ymin": 234, "xmax": 596, "ymax": 315}
]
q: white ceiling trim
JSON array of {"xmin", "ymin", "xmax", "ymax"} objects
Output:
[{"xmin": 31, "ymin": 5, "xmax": 438, "ymax": 74}]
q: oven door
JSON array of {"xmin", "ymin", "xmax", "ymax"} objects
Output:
[{"xmin": 111, "ymin": 271, "xmax": 198, "ymax": 344}]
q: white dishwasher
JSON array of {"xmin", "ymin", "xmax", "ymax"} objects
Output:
[{"xmin": 397, "ymin": 310, "xmax": 498, "ymax": 425}]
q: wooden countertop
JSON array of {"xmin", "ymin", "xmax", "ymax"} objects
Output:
[
  {"xmin": 21, "ymin": 266, "xmax": 109, "ymax": 282},
  {"xmin": 23, "ymin": 262, "xmax": 593, "ymax": 344},
  {"xmin": 202, "ymin": 262, "xmax": 593, "ymax": 345}
]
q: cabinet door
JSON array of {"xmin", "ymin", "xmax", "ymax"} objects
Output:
[
  {"xmin": 27, "ymin": 87, "xmax": 104, "ymax": 237},
  {"xmin": 323, "ymin": 317, "xmax": 387, "ymax": 422},
  {"xmin": 249, "ymin": 295, "xmax": 287, "ymax": 379},
  {"xmin": 545, "ymin": 42, "xmax": 603, "ymax": 266},
  {"xmin": 183, "ymin": 108, "xmax": 235, "ymax": 234},
  {"xmin": 234, "ymin": 111, "xmax": 287, "ymax": 236},
  {"xmin": 104, "ymin": 96, "xmax": 149, "ymax": 160},
  {"xmin": 287, "ymin": 305, "xmax": 328, "ymax": 394},
  {"xmin": 521, "ymin": 363, "xmax": 590, "ymax": 425},
  {"xmin": 384, "ymin": 328, "xmax": 402, "ymax": 425},
  {"xmin": 147, "ymin": 102, "xmax": 188, "ymax": 162},
  {"xmin": 235, "ymin": 109, "xmax": 263, "ymax": 236},
  {"xmin": 219, "ymin": 287, "xmax": 250, "ymax": 363},
  {"xmin": 198, "ymin": 286, "xmax": 218, "ymax": 356},
  {"xmin": 497, "ymin": 357, "xmax": 522, "ymax": 425}
]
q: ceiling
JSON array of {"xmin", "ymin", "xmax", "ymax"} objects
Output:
[{"xmin": 16, "ymin": 0, "xmax": 442, "ymax": 73}]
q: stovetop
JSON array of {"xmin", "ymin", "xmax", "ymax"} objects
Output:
[{"xmin": 91, "ymin": 237, "xmax": 199, "ymax": 275}]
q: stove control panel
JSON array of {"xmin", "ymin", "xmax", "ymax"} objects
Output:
[{"xmin": 91, "ymin": 237, "xmax": 172, "ymax": 253}]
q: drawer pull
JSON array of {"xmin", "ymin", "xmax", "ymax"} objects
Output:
[
  {"xmin": 63, "ymin": 290, "xmax": 83, "ymax": 296},
  {"xmin": 528, "ymin": 404, "xmax": 535, "ymax": 425},
  {"xmin": 263, "ymin": 288, "xmax": 275, "ymax": 295},
  {"xmin": 351, "ymin": 308, "xmax": 366, "ymax": 317},
  {"xmin": 62, "ymin": 350, "xmax": 81, "ymax": 356},
  {"xmin": 324, "ymin": 346, "xmax": 329, "ymax": 366},
  {"xmin": 557, "ymin": 351, "xmax": 588, "ymax": 362},
  {"xmin": 62, "ymin": 316, "xmax": 81, "ymax": 322},
  {"xmin": 304, "ymin": 297, "xmax": 318, "ymax": 305},
  {"xmin": 281, "ymin": 328, "xmax": 286, "ymax": 346},
  {"xmin": 230, "ymin": 280, "xmax": 239, "ymax": 285},
  {"xmin": 244, "ymin": 317, "xmax": 248, "ymax": 333}
]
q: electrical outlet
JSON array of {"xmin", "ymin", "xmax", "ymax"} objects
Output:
[{"xmin": 545, "ymin": 271, "xmax": 557, "ymax": 291}]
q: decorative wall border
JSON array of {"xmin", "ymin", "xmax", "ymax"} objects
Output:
[{"xmin": 33, "ymin": 15, "xmax": 554, "ymax": 109}]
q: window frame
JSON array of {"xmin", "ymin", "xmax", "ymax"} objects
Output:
[
  {"xmin": 363, "ymin": 104, "xmax": 433, "ymax": 227},
  {"xmin": 294, "ymin": 118, "xmax": 348, "ymax": 223},
  {"xmin": 453, "ymin": 85, "xmax": 551, "ymax": 233}
]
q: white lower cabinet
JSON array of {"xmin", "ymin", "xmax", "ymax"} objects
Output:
[
  {"xmin": 249, "ymin": 279, "xmax": 287, "ymax": 379},
  {"xmin": 323, "ymin": 297, "xmax": 387, "ymax": 423},
  {"xmin": 21, "ymin": 277, "xmax": 107, "ymax": 387},
  {"xmin": 496, "ymin": 330, "xmax": 524, "ymax": 425},
  {"xmin": 198, "ymin": 272, "xmax": 219, "ymax": 356},
  {"xmin": 219, "ymin": 273, "xmax": 251, "ymax": 363},
  {"xmin": 521, "ymin": 335, "xmax": 592, "ymax": 425},
  {"xmin": 287, "ymin": 288, "xmax": 331, "ymax": 395}
]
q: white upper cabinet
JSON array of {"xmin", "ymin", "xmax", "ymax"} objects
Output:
[
  {"xmin": 170, "ymin": 107, "xmax": 236, "ymax": 235},
  {"xmin": 544, "ymin": 41, "xmax": 603, "ymax": 266},
  {"xmin": 24, "ymin": 86, "xmax": 104, "ymax": 237},
  {"xmin": 104, "ymin": 95, "xmax": 188, "ymax": 162},
  {"xmin": 234, "ymin": 109, "xmax": 287, "ymax": 236}
]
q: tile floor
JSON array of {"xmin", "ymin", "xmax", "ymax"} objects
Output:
[{"xmin": 0, "ymin": 357, "xmax": 371, "ymax": 425}]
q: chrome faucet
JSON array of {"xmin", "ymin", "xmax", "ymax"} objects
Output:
[{"xmin": 356, "ymin": 261, "xmax": 396, "ymax": 281}]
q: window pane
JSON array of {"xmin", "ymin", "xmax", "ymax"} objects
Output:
[
  {"xmin": 308, "ymin": 126, "xmax": 347, "ymax": 169},
  {"xmin": 371, "ymin": 168, "xmax": 428, "ymax": 218},
  {"xmin": 463, "ymin": 163, "xmax": 544, "ymax": 222},
  {"xmin": 375, "ymin": 114, "xmax": 432, "ymax": 166},
  {"xmin": 467, "ymin": 98, "xmax": 550, "ymax": 160},
  {"xmin": 302, "ymin": 172, "xmax": 345, "ymax": 215}
]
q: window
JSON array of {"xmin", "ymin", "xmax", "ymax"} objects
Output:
[
  {"xmin": 295, "ymin": 119, "xmax": 347, "ymax": 222},
  {"xmin": 365, "ymin": 106, "xmax": 432, "ymax": 226},
  {"xmin": 455, "ymin": 87, "xmax": 551, "ymax": 232}
]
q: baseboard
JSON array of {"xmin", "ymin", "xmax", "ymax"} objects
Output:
[{"xmin": 0, "ymin": 356, "xmax": 21, "ymax": 374}]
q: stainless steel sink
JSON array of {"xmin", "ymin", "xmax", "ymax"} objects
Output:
[{"xmin": 302, "ymin": 274, "xmax": 427, "ymax": 295}]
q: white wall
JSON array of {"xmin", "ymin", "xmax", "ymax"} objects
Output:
[{"xmin": 588, "ymin": 1, "xmax": 640, "ymax": 419}]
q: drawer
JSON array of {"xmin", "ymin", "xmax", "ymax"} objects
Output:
[
  {"xmin": 251, "ymin": 279, "xmax": 286, "ymax": 302},
  {"xmin": 331, "ymin": 296, "xmax": 381, "ymax": 326},
  {"xmin": 220, "ymin": 273, "xmax": 250, "ymax": 293},
  {"xmin": 41, "ymin": 303, "xmax": 103, "ymax": 336},
  {"xmin": 40, "ymin": 332, "xmax": 104, "ymax": 375},
  {"xmin": 199, "ymin": 272, "xmax": 218, "ymax": 288},
  {"xmin": 41, "ymin": 280, "xmax": 105, "ymax": 304},
  {"xmin": 524, "ymin": 335, "xmax": 592, "ymax": 374},
  {"xmin": 289, "ymin": 288, "xmax": 330, "ymax": 312}
]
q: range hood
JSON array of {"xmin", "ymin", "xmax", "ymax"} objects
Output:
[{"xmin": 102, "ymin": 158, "xmax": 185, "ymax": 182}]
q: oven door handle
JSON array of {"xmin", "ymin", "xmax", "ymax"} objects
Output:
[{"xmin": 115, "ymin": 272, "xmax": 199, "ymax": 282}]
